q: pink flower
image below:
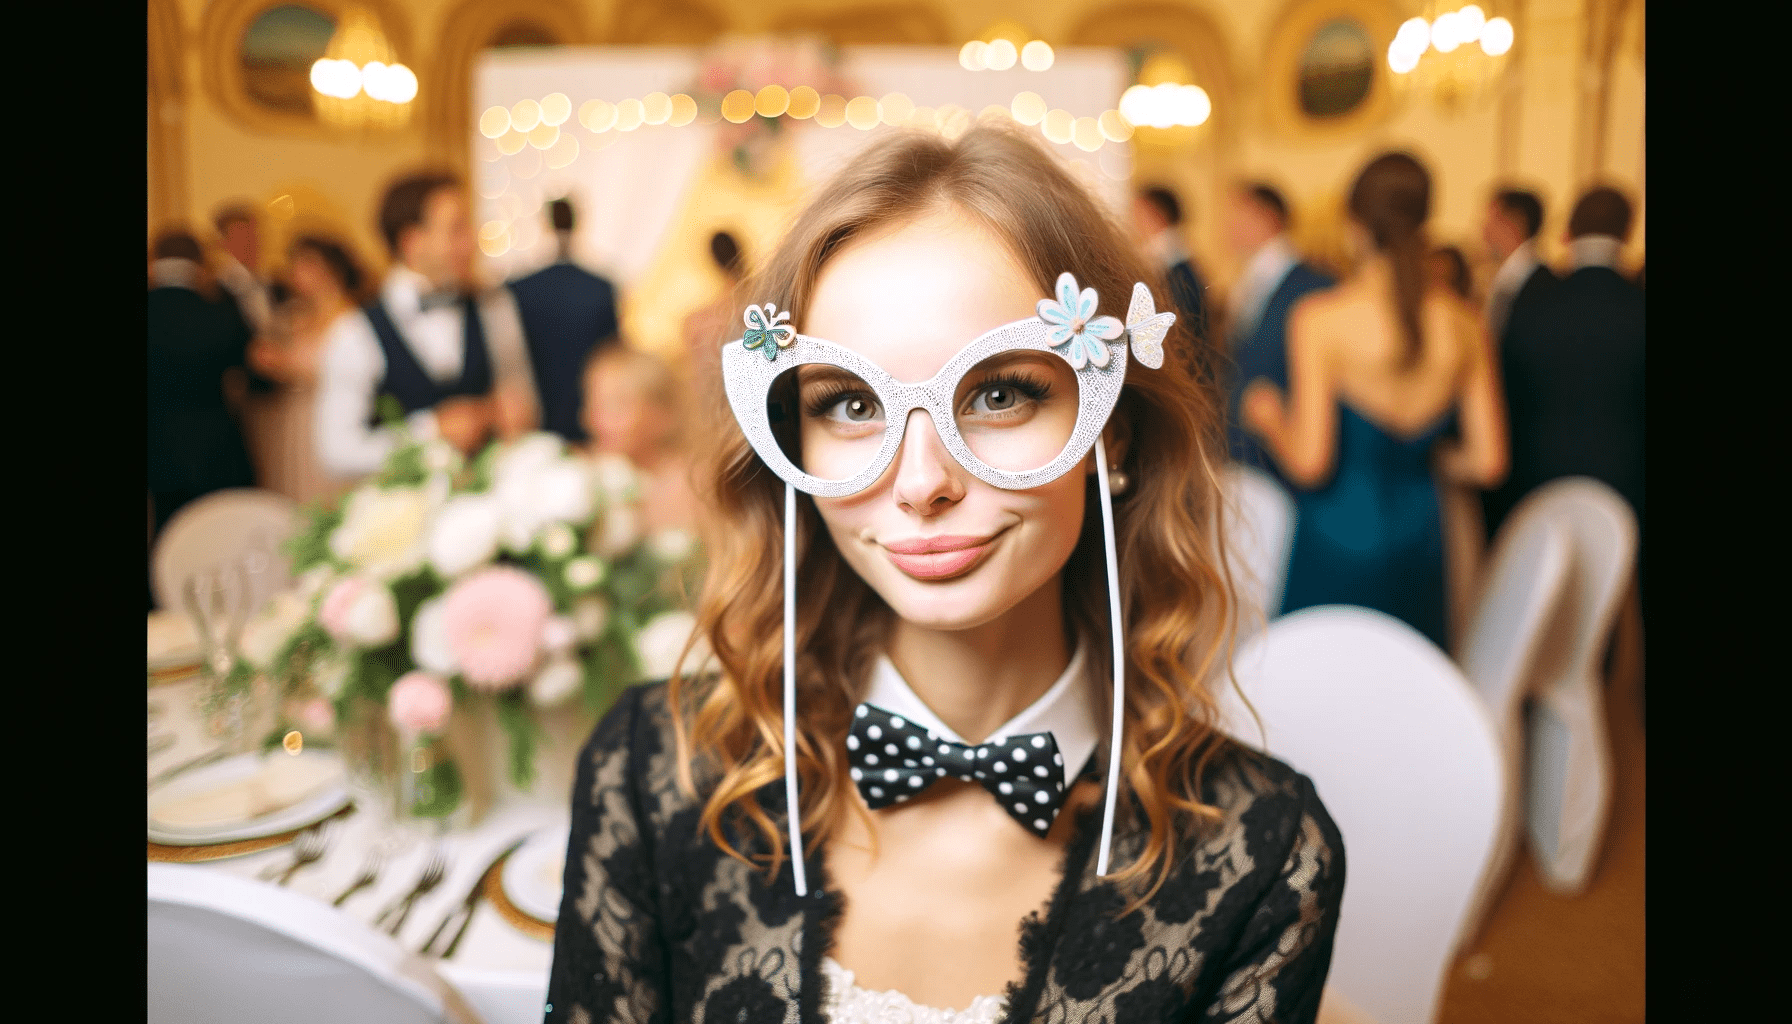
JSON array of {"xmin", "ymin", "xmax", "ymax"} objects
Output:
[
  {"xmin": 440, "ymin": 565, "xmax": 552, "ymax": 689},
  {"xmin": 388, "ymin": 671, "xmax": 453, "ymax": 735},
  {"xmin": 318, "ymin": 577, "xmax": 364, "ymax": 641},
  {"xmin": 297, "ymin": 699, "xmax": 335, "ymax": 733}
]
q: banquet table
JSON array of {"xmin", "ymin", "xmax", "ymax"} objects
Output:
[{"xmin": 149, "ymin": 668, "xmax": 563, "ymax": 1024}]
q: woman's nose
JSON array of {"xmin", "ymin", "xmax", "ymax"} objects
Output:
[{"xmin": 890, "ymin": 409, "xmax": 965, "ymax": 516}]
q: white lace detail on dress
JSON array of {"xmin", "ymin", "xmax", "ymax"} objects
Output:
[{"xmin": 820, "ymin": 957, "xmax": 1008, "ymax": 1024}]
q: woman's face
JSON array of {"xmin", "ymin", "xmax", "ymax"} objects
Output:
[{"xmin": 799, "ymin": 206, "xmax": 1091, "ymax": 632}]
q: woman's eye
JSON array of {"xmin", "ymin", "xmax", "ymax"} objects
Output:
[
  {"xmin": 969, "ymin": 384, "xmax": 1034, "ymax": 416},
  {"xmin": 980, "ymin": 387, "xmax": 1018, "ymax": 412},
  {"xmin": 827, "ymin": 395, "xmax": 881, "ymax": 423}
]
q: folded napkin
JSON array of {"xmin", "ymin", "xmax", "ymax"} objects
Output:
[{"xmin": 151, "ymin": 755, "xmax": 342, "ymax": 830}]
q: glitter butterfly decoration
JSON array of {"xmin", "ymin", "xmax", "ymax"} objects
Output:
[
  {"xmin": 742, "ymin": 303, "xmax": 796, "ymax": 361},
  {"xmin": 1124, "ymin": 283, "xmax": 1175, "ymax": 370}
]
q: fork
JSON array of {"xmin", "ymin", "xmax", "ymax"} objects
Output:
[
  {"xmin": 332, "ymin": 848, "xmax": 385, "ymax": 907},
  {"xmin": 376, "ymin": 849, "xmax": 450, "ymax": 936},
  {"xmin": 259, "ymin": 823, "xmax": 331, "ymax": 884}
]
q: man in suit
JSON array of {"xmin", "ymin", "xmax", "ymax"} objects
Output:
[
  {"xmin": 1481, "ymin": 188, "xmax": 1557, "ymax": 346},
  {"xmin": 148, "ymin": 231, "xmax": 258, "ymax": 607},
  {"xmin": 212, "ymin": 203, "xmax": 272, "ymax": 335},
  {"xmin": 1481, "ymin": 186, "xmax": 1644, "ymax": 567},
  {"xmin": 508, "ymin": 199, "xmax": 619, "ymax": 445},
  {"xmin": 314, "ymin": 171, "xmax": 538, "ymax": 477},
  {"xmin": 1131, "ymin": 185, "xmax": 1209, "ymax": 344},
  {"xmin": 1222, "ymin": 182, "xmax": 1334, "ymax": 480}
]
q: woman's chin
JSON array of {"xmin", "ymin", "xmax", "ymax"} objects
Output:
[{"xmin": 867, "ymin": 561, "xmax": 1027, "ymax": 633}]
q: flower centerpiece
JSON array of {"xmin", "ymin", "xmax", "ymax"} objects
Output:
[
  {"xmin": 690, "ymin": 34, "xmax": 853, "ymax": 177},
  {"xmin": 220, "ymin": 429, "xmax": 705, "ymax": 822}
]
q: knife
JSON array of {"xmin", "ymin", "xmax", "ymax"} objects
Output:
[{"xmin": 423, "ymin": 834, "xmax": 530, "ymax": 958}]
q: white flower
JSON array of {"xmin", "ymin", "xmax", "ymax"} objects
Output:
[
  {"xmin": 329, "ymin": 486, "xmax": 431, "ymax": 579},
  {"xmin": 428, "ymin": 494, "xmax": 501, "ymax": 578},
  {"xmin": 647, "ymin": 528, "xmax": 697, "ymax": 563},
  {"xmin": 572, "ymin": 596, "xmax": 609, "ymax": 640},
  {"xmin": 422, "ymin": 439, "xmax": 460, "ymax": 473},
  {"xmin": 492, "ymin": 435, "xmax": 594, "ymax": 552},
  {"xmin": 528, "ymin": 657, "xmax": 583, "ymax": 707},
  {"xmin": 634, "ymin": 610, "xmax": 705, "ymax": 681},
  {"xmin": 295, "ymin": 564, "xmax": 334, "ymax": 600},
  {"xmin": 1035, "ymin": 271, "xmax": 1124, "ymax": 371},
  {"xmin": 240, "ymin": 590, "xmax": 309, "ymax": 670},
  {"xmin": 410, "ymin": 596, "xmax": 458, "ymax": 675},
  {"xmin": 314, "ymin": 657, "xmax": 350, "ymax": 699},
  {"xmin": 534, "ymin": 463, "xmax": 595, "ymax": 525},
  {"xmin": 343, "ymin": 582, "xmax": 400, "ymax": 647},
  {"xmin": 541, "ymin": 523, "xmax": 577, "ymax": 560},
  {"xmin": 595, "ymin": 505, "xmax": 643, "ymax": 558},
  {"xmin": 589, "ymin": 453, "xmax": 641, "ymax": 507},
  {"xmin": 564, "ymin": 556, "xmax": 606, "ymax": 591},
  {"xmin": 541, "ymin": 615, "xmax": 577, "ymax": 655}
]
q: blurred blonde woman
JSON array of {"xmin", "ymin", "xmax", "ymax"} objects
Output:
[{"xmin": 581, "ymin": 344, "xmax": 700, "ymax": 536}]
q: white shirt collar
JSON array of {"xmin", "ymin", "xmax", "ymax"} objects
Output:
[
  {"xmin": 1491, "ymin": 238, "xmax": 1539, "ymax": 294},
  {"xmin": 151, "ymin": 258, "xmax": 201, "ymax": 291},
  {"xmin": 864, "ymin": 645, "xmax": 1099, "ymax": 782},
  {"xmin": 382, "ymin": 264, "xmax": 441, "ymax": 321},
  {"xmin": 1233, "ymin": 234, "xmax": 1299, "ymax": 338},
  {"xmin": 1570, "ymin": 235, "xmax": 1623, "ymax": 271}
]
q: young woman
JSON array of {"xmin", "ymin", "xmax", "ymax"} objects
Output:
[
  {"xmin": 582, "ymin": 344, "xmax": 701, "ymax": 536},
  {"xmin": 1243, "ymin": 153, "xmax": 1507, "ymax": 649},
  {"xmin": 548, "ymin": 122, "xmax": 1344, "ymax": 1023}
]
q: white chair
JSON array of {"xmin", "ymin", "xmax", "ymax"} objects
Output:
[
  {"xmin": 1502, "ymin": 478, "xmax": 1636, "ymax": 895},
  {"xmin": 1219, "ymin": 607, "xmax": 1503, "ymax": 1024},
  {"xmin": 1221, "ymin": 463, "xmax": 1296, "ymax": 634},
  {"xmin": 148, "ymin": 864, "xmax": 482, "ymax": 1024},
  {"xmin": 1451, "ymin": 515, "xmax": 1573, "ymax": 947},
  {"xmin": 151, "ymin": 488, "xmax": 301, "ymax": 613}
]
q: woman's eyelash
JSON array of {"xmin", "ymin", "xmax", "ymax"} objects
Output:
[
  {"xmin": 969, "ymin": 372, "xmax": 1053, "ymax": 404},
  {"xmin": 801, "ymin": 383, "xmax": 877, "ymax": 418}
]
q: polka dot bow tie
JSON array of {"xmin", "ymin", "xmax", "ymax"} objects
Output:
[{"xmin": 847, "ymin": 703, "xmax": 1069, "ymax": 837}]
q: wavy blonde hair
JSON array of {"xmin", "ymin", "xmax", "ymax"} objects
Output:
[{"xmin": 669, "ymin": 121, "xmax": 1241, "ymax": 905}]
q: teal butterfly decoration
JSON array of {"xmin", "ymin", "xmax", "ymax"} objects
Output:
[{"xmin": 742, "ymin": 303, "xmax": 797, "ymax": 361}]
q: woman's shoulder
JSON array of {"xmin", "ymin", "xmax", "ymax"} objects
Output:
[
  {"xmin": 1183, "ymin": 739, "xmax": 1345, "ymax": 869},
  {"xmin": 578, "ymin": 679, "xmax": 707, "ymax": 826}
]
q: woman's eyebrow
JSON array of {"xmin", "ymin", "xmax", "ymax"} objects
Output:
[{"xmin": 796, "ymin": 364, "xmax": 868, "ymax": 388}]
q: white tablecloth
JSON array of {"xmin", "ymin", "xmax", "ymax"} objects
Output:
[{"xmin": 150, "ymin": 677, "xmax": 559, "ymax": 1024}]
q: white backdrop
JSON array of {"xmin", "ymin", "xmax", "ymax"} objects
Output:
[{"xmin": 470, "ymin": 46, "xmax": 1133, "ymax": 291}]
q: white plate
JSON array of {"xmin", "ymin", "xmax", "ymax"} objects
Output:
[
  {"xmin": 147, "ymin": 750, "xmax": 350, "ymax": 846},
  {"xmin": 501, "ymin": 823, "xmax": 570, "ymax": 925}
]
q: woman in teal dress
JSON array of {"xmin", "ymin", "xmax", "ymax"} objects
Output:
[{"xmin": 1242, "ymin": 153, "xmax": 1508, "ymax": 650}]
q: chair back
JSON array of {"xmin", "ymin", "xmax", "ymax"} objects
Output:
[
  {"xmin": 1222, "ymin": 463, "xmax": 1296, "ymax": 632},
  {"xmin": 1500, "ymin": 478, "xmax": 1636, "ymax": 892},
  {"xmin": 151, "ymin": 488, "xmax": 300, "ymax": 613},
  {"xmin": 1220, "ymin": 607, "xmax": 1503, "ymax": 1024},
  {"xmin": 1451, "ymin": 515, "xmax": 1572, "ymax": 946},
  {"xmin": 148, "ymin": 864, "xmax": 480, "ymax": 1024}
]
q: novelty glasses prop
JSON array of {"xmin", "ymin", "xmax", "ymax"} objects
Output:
[{"xmin": 720, "ymin": 273, "xmax": 1175, "ymax": 896}]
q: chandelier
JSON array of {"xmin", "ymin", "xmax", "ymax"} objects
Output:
[
  {"xmin": 1386, "ymin": 4, "xmax": 1515, "ymax": 113},
  {"xmin": 308, "ymin": 7, "xmax": 417, "ymax": 130}
]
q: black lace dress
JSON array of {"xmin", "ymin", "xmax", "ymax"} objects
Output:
[{"xmin": 545, "ymin": 682, "xmax": 1345, "ymax": 1024}]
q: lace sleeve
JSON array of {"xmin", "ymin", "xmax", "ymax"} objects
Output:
[
  {"xmin": 545, "ymin": 687, "xmax": 670, "ymax": 1024},
  {"xmin": 1198, "ymin": 775, "xmax": 1346, "ymax": 1024}
]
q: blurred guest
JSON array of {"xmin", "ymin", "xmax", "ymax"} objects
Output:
[
  {"xmin": 1223, "ymin": 182, "xmax": 1335, "ymax": 481},
  {"xmin": 1480, "ymin": 186, "xmax": 1644, "ymax": 560},
  {"xmin": 583, "ymin": 345, "xmax": 698, "ymax": 536},
  {"xmin": 1243, "ymin": 153, "xmax": 1507, "ymax": 650},
  {"xmin": 148, "ymin": 230, "xmax": 257, "ymax": 546},
  {"xmin": 1482, "ymin": 188, "xmax": 1556, "ymax": 344},
  {"xmin": 315, "ymin": 171, "xmax": 538, "ymax": 476},
  {"xmin": 1132, "ymin": 185, "xmax": 1209, "ymax": 342},
  {"xmin": 508, "ymin": 198, "xmax": 619, "ymax": 445},
  {"xmin": 245, "ymin": 235, "xmax": 366, "ymax": 506},
  {"xmin": 1429, "ymin": 244, "xmax": 1474, "ymax": 302},
  {"xmin": 681, "ymin": 230, "xmax": 748, "ymax": 406},
  {"xmin": 213, "ymin": 203, "xmax": 272, "ymax": 335}
]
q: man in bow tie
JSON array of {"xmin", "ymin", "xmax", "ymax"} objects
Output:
[{"xmin": 314, "ymin": 171, "xmax": 539, "ymax": 477}]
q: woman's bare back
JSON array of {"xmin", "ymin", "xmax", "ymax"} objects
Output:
[{"xmin": 1300, "ymin": 278, "xmax": 1477, "ymax": 437}]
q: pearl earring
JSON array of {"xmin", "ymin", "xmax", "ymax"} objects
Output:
[{"xmin": 1107, "ymin": 469, "xmax": 1131, "ymax": 496}]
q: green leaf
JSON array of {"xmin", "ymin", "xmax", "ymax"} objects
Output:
[
  {"xmin": 409, "ymin": 743, "xmax": 463, "ymax": 818},
  {"xmin": 285, "ymin": 503, "xmax": 344, "ymax": 574}
]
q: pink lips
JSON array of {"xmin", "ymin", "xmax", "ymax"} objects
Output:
[{"xmin": 881, "ymin": 533, "xmax": 1002, "ymax": 581}]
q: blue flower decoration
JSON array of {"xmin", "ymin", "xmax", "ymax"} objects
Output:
[
  {"xmin": 1036, "ymin": 272, "xmax": 1124, "ymax": 370},
  {"xmin": 742, "ymin": 303, "xmax": 796, "ymax": 361}
]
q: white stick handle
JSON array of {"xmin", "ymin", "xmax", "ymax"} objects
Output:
[
  {"xmin": 1093, "ymin": 443, "xmax": 1125, "ymax": 878},
  {"xmin": 783, "ymin": 482, "xmax": 808, "ymax": 897}
]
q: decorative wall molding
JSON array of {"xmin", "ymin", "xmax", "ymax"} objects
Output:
[
  {"xmin": 608, "ymin": 0, "xmax": 727, "ymax": 46},
  {"xmin": 1065, "ymin": 1, "xmax": 1239, "ymax": 145},
  {"xmin": 425, "ymin": 0, "xmax": 590, "ymax": 175},
  {"xmin": 148, "ymin": 0, "xmax": 189, "ymax": 233},
  {"xmin": 1258, "ymin": 0, "xmax": 1403, "ymax": 143},
  {"xmin": 770, "ymin": 4, "xmax": 953, "ymax": 45}
]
